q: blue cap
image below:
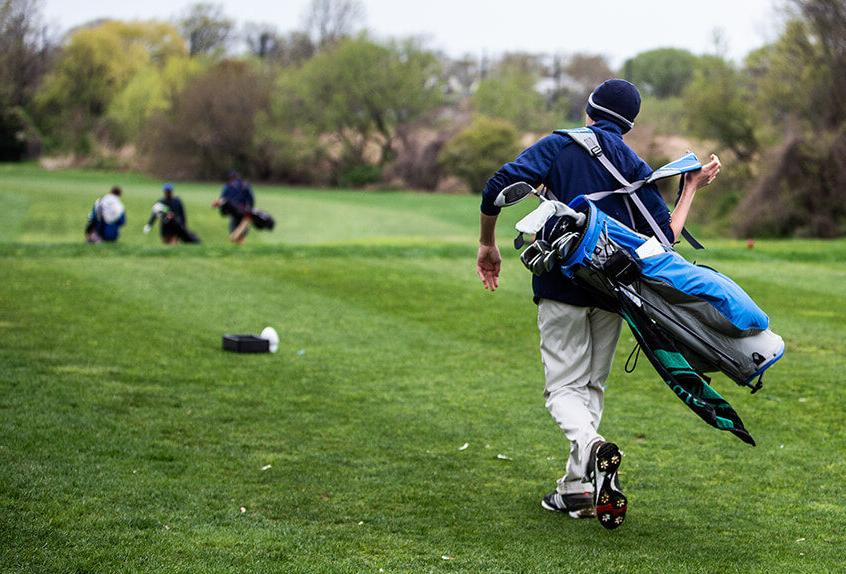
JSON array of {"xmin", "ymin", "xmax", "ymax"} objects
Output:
[
  {"xmin": 585, "ymin": 79, "xmax": 641, "ymax": 133},
  {"xmin": 163, "ymin": 183, "xmax": 174, "ymax": 192}
]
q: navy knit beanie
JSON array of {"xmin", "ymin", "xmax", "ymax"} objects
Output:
[{"xmin": 585, "ymin": 79, "xmax": 641, "ymax": 133}]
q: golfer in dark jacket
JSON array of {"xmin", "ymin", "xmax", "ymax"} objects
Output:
[
  {"xmin": 476, "ymin": 79, "xmax": 721, "ymax": 528},
  {"xmin": 212, "ymin": 171, "xmax": 254, "ymax": 244},
  {"xmin": 144, "ymin": 183, "xmax": 198, "ymax": 244}
]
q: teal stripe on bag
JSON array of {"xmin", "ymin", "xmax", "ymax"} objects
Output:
[{"xmin": 655, "ymin": 349, "xmax": 690, "ymax": 370}]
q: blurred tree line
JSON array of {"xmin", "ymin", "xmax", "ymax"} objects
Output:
[{"xmin": 0, "ymin": 0, "xmax": 844, "ymax": 237}]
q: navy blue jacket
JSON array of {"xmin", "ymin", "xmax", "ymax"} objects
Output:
[
  {"xmin": 147, "ymin": 196, "xmax": 187, "ymax": 238},
  {"xmin": 220, "ymin": 179, "xmax": 254, "ymax": 212},
  {"xmin": 480, "ymin": 119, "xmax": 673, "ymax": 308}
]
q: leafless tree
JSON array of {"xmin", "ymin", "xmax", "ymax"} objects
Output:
[
  {"xmin": 497, "ymin": 52, "xmax": 544, "ymax": 75},
  {"xmin": 443, "ymin": 54, "xmax": 481, "ymax": 97},
  {"xmin": 551, "ymin": 53, "xmax": 613, "ymax": 122},
  {"xmin": 179, "ymin": 3, "xmax": 234, "ymax": 57},
  {"xmin": 0, "ymin": 0, "xmax": 52, "ymax": 159},
  {"xmin": 563, "ymin": 53, "xmax": 613, "ymax": 94},
  {"xmin": 301, "ymin": 0, "xmax": 364, "ymax": 48},
  {"xmin": 0, "ymin": 0, "xmax": 53, "ymax": 106},
  {"xmin": 242, "ymin": 22, "xmax": 318, "ymax": 65},
  {"xmin": 737, "ymin": 1, "xmax": 846, "ymax": 238},
  {"xmin": 243, "ymin": 22, "xmax": 279, "ymax": 59},
  {"xmin": 792, "ymin": 0, "xmax": 846, "ymax": 125},
  {"xmin": 272, "ymin": 31, "xmax": 316, "ymax": 67}
]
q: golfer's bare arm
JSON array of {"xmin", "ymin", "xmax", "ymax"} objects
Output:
[
  {"xmin": 479, "ymin": 214, "xmax": 497, "ymax": 246},
  {"xmin": 477, "ymin": 214, "xmax": 501, "ymax": 291},
  {"xmin": 670, "ymin": 154, "xmax": 721, "ymax": 242},
  {"xmin": 476, "ymin": 135, "xmax": 563, "ymax": 292}
]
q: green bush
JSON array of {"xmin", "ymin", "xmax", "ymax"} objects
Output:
[
  {"xmin": 269, "ymin": 37, "xmax": 442, "ymax": 175},
  {"xmin": 107, "ymin": 57, "xmax": 205, "ymax": 144},
  {"xmin": 252, "ymin": 126, "xmax": 327, "ymax": 185},
  {"xmin": 683, "ymin": 57, "xmax": 758, "ymax": 161},
  {"xmin": 439, "ymin": 116, "xmax": 521, "ymax": 193},
  {"xmin": 141, "ymin": 60, "xmax": 271, "ymax": 180},
  {"xmin": 34, "ymin": 20, "xmax": 187, "ymax": 153},
  {"xmin": 338, "ymin": 164, "xmax": 382, "ymax": 188},
  {"xmin": 637, "ymin": 96, "xmax": 686, "ymax": 136},
  {"xmin": 473, "ymin": 68, "xmax": 548, "ymax": 131},
  {"xmin": 623, "ymin": 48, "xmax": 699, "ymax": 98}
]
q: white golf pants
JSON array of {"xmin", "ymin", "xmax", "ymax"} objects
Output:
[{"xmin": 537, "ymin": 299, "xmax": 622, "ymax": 494}]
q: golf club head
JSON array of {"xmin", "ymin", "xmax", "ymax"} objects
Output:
[
  {"xmin": 550, "ymin": 201, "xmax": 587, "ymax": 227},
  {"xmin": 646, "ymin": 152, "xmax": 702, "ymax": 184},
  {"xmin": 494, "ymin": 182, "xmax": 536, "ymax": 207},
  {"xmin": 513, "ymin": 233, "xmax": 526, "ymax": 250},
  {"xmin": 552, "ymin": 231, "xmax": 580, "ymax": 261},
  {"xmin": 542, "ymin": 249, "xmax": 559, "ymax": 272},
  {"xmin": 519, "ymin": 241, "xmax": 545, "ymax": 276}
]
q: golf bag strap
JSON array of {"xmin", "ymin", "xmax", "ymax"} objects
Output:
[
  {"xmin": 623, "ymin": 196, "xmax": 636, "ymax": 230},
  {"xmin": 674, "ymin": 178, "xmax": 705, "ymax": 250},
  {"xmin": 558, "ymin": 129, "xmax": 673, "ymax": 249},
  {"xmin": 557, "ymin": 128, "xmax": 633, "ymax": 188},
  {"xmin": 584, "ymin": 183, "xmax": 644, "ymax": 201},
  {"xmin": 582, "ymin": 185, "xmax": 672, "ymax": 247},
  {"xmin": 681, "ymin": 227, "xmax": 705, "ymax": 249},
  {"xmin": 628, "ymin": 192, "xmax": 673, "ymax": 248}
]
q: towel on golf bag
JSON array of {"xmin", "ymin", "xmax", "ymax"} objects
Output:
[{"xmin": 620, "ymin": 300, "xmax": 755, "ymax": 445}]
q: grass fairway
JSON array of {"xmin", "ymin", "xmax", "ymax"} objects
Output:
[{"xmin": 1, "ymin": 163, "xmax": 844, "ymax": 573}]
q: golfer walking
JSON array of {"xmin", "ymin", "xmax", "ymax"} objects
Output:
[
  {"xmin": 476, "ymin": 79, "xmax": 721, "ymax": 528},
  {"xmin": 212, "ymin": 171, "xmax": 255, "ymax": 244}
]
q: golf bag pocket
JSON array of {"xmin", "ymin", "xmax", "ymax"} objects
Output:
[
  {"xmin": 638, "ymin": 283, "xmax": 784, "ymax": 386},
  {"xmin": 635, "ymin": 251, "xmax": 769, "ymax": 334},
  {"xmin": 635, "ymin": 236, "xmax": 664, "ymax": 259}
]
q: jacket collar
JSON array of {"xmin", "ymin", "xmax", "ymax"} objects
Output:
[{"xmin": 590, "ymin": 118, "xmax": 625, "ymax": 137}]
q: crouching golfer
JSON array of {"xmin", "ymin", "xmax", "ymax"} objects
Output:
[
  {"xmin": 476, "ymin": 79, "xmax": 721, "ymax": 529},
  {"xmin": 85, "ymin": 186, "xmax": 126, "ymax": 243}
]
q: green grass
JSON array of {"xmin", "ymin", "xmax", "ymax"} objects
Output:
[{"xmin": 1, "ymin": 163, "xmax": 844, "ymax": 573}]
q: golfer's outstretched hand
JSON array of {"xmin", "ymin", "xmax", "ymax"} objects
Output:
[
  {"xmin": 477, "ymin": 244, "xmax": 501, "ymax": 291},
  {"xmin": 684, "ymin": 154, "xmax": 721, "ymax": 192}
]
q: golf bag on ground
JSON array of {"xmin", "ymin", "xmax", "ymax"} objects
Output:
[
  {"xmin": 497, "ymin": 177, "xmax": 784, "ymax": 446},
  {"xmin": 165, "ymin": 219, "xmax": 201, "ymax": 243},
  {"xmin": 148, "ymin": 202, "xmax": 200, "ymax": 243}
]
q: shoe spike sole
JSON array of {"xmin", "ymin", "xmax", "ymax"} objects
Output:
[{"xmin": 594, "ymin": 443, "xmax": 627, "ymax": 531}]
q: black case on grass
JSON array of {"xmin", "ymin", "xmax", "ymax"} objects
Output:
[{"xmin": 222, "ymin": 334, "xmax": 270, "ymax": 353}]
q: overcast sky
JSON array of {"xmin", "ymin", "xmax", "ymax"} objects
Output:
[{"xmin": 44, "ymin": 0, "xmax": 784, "ymax": 65}]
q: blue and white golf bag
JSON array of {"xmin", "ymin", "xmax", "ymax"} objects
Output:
[
  {"xmin": 496, "ymin": 148, "xmax": 784, "ymax": 445},
  {"xmin": 559, "ymin": 195, "xmax": 784, "ymax": 391}
]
